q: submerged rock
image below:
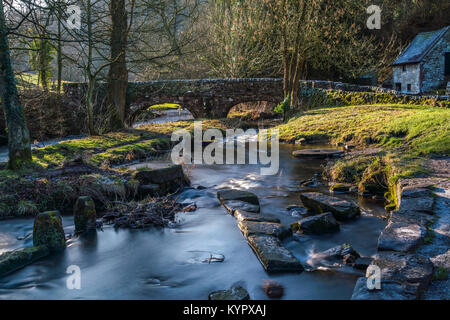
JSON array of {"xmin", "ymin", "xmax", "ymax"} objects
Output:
[
  {"xmin": 292, "ymin": 149, "xmax": 344, "ymax": 159},
  {"xmin": 247, "ymin": 235, "xmax": 303, "ymax": 273},
  {"xmin": 299, "ymin": 192, "xmax": 360, "ymax": 221},
  {"xmin": 74, "ymin": 196, "xmax": 97, "ymax": 233},
  {"xmin": 0, "ymin": 246, "xmax": 50, "ymax": 278},
  {"xmin": 311, "ymin": 244, "xmax": 360, "ymax": 267},
  {"xmin": 217, "ymin": 189, "xmax": 260, "ymax": 213},
  {"xmin": 33, "ymin": 211, "xmax": 66, "ymax": 251},
  {"xmin": 238, "ymin": 221, "xmax": 291, "ymax": 240},
  {"xmin": 291, "ymin": 212, "xmax": 340, "ymax": 235},
  {"xmin": 234, "ymin": 210, "xmax": 280, "ymax": 223},
  {"xmin": 209, "ymin": 285, "xmax": 250, "ymax": 300},
  {"xmin": 263, "ymin": 280, "xmax": 284, "ymax": 299},
  {"xmin": 353, "ymin": 257, "xmax": 372, "ymax": 271}
]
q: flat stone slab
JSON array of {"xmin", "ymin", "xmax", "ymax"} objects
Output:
[
  {"xmin": 378, "ymin": 221, "xmax": 426, "ymax": 252},
  {"xmin": 370, "ymin": 252, "xmax": 434, "ymax": 295},
  {"xmin": 0, "ymin": 246, "xmax": 50, "ymax": 278},
  {"xmin": 217, "ymin": 189, "xmax": 260, "ymax": 206},
  {"xmin": 300, "ymin": 192, "xmax": 360, "ymax": 221},
  {"xmin": 351, "ymin": 278, "xmax": 419, "ymax": 300},
  {"xmin": 291, "ymin": 212, "xmax": 340, "ymax": 235},
  {"xmin": 234, "ymin": 210, "xmax": 280, "ymax": 223},
  {"xmin": 292, "ymin": 149, "xmax": 344, "ymax": 159},
  {"xmin": 398, "ymin": 196, "xmax": 435, "ymax": 214},
  {"xmin": 247, "ymin": 235, "xmax": 303, "ymax": 273},
  {"xmin": 209, "ymin": 285, "xmax": 250, "ymax": 300},
  {"xmin": 221, "ymin": 200, "xmax": 260, "ymax": 214},
  {"xmin": 238, "ymin": 221, "xmax": 291, "ymax": 240}
]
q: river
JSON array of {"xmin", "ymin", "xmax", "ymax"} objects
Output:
[{"xmin": 0, "ymin": 110, "xmax": 387, "ymax": 300}]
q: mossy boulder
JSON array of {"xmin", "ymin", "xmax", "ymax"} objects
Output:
[
  {"xmin": 291, "ymin": 212, "xmax": 340, "ymax": 235},
  {"xmin": 33, "ymin": 211, "xmax": 66, "ymax": 251},
  {"xmin": 132, "ymin": 165, "xmax": 189, "ymax": 195},
  {"xmin": 329, "ymin": 183, "xmax": 353, "ymax": 193},
  {"xmin": 74, "ymin": 196, "xmax": 97, "ymax": 233},
  {"xmin": 209, "ymin": 285, "xmax": 250, "ymax": 300},
  {"xmin": 0, "ymin": 246, "xmax": 50, "ymax": 278}
]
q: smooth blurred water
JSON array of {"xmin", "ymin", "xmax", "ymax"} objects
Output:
[{"xmin": 0, "ymin": 142, "xmax": 387, "ymax": 300}]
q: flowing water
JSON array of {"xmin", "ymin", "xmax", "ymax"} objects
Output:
[{"xmin": 0, "ymin": 111, "xmax": 387, "ymax": 300}]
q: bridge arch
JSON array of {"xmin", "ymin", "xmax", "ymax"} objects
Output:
[{"xmin": 126, "ymin": 78, "xmax": 284, "ymax": 121}]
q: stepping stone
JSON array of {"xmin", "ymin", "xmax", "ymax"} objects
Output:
[
  {"xmin": 221, "ymin": 200, "xmax": 260, "ymax": 214},
  {"xmin": 217, "ymin": 189, "xmax": 260, "ymax": 205},
  {"xmin": 329, "ymin": 183, "xmax": 353, "ymax": 193},
  {"xmin": 217, "ymin": 189, "xmax": 260, "ymax": 213},
  {"xmin": 370, "ymin": 252, "xmax": 434, "ymax": 295},
  {"xmin": 291, "ymin": 212, "xmax": 340, "ymax": 235},
  {"xmin": 247, "ymin": 235, "xmax": 303, "ymax": 273},
  {"xmin": 378, "ymin": 221, "xmax": 426, "ymax": 252},
  {"xmin": 300, "ymin": 192, "xmax": 360, "ymax": 221},
  {"xmin": 234, "ymin": 210, "xmax": 280, "ymax": 223},
  {"xmin": 0, "ymin": 246, "xmax": 50, "ymax": 278},
  {"xmin": 292, "ymin": 149, "xmax": 344, "ymax": 159},
  {"xmin": 238, "ymin": 221, "xmax": 291, "ymax": 240},
  {"xmin": 351, "ymin": 278, "xmax": 419, "ymax": 300},
  {"xmin": 209, "ymin": 285, "xmax": 250, "ymax": 300}
]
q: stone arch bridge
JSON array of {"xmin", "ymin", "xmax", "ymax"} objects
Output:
[
  {"xmin": 65, "ymin": 78, "xmax": 285, "ymax": 121},
  {"xmin": 126, "ymin": 78, "xmax": 284, "ymax": 120},
  {"xmin": 64, "ymin": 78, "xmax": 389, "ymax": 122}
]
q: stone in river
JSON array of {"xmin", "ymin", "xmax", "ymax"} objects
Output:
[
  {"xmin": 221, "ymin": 200, "xmax": 260, "ymax": 214},
  {"xmin": 0, "ymin": 246, "xmax": 50, "ymax": 278},
  {"xmin": 132, "ymin": 164, "xmax": 189, "ymax": 194},
  {"xmin": 74, "ymin": 196, "xmax": 97, "ymax": 233},
  {"xmin": 353, "ymin": 257, "xmax": 372, "ymax": 271},
  {"xmin": 292, "ymin": 149, "xmax": 344, "ymax": 159},
  {"xmin": 351, "ymin": 278, "xmax": 419, "ymax": 300},
  {"xmin": 217, "ymin": 189, "xmax": 260, "ymax": 213},
  {"xmin": 33, "ymin": 211, "xmax": 66, "ymax": 251},
  {"xmin": 238, "ymin": 221, "xmax": 291, "ymax": 240},
  {"xmin": 217, "ymin": 189, "xmax": 260, "ymax": 205},
  {"xmin": 234, "ymin": 210, "xmax": 280, "ymax": 223},
  {"xmin": 247, "ymin": 235, "xmax": 303, "ymax": 273},
  {"xmin": 209, "ymin": 284, "xmax": 250, "ymax": 300},
  {"xmin": 370, "ymin": 252, "xmax": 433, "ymax": 296},
  {"xmin": 291, "ymin": 212, "xmax": 340, "ymax": 235},
  {"xmin": 377, "ymin": 220, "xmax": 426, "ymax": 253},
  {"xmin": 299, "ymin": 192, "xmax": 360, "ymax": 221}
]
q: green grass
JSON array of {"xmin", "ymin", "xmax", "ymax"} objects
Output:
[
  {"xmin": 277, "ymin": 104, "xmax": 449, "ymax": 187},
  {"xmin": 147, "ymin": 103, "xmax": 181, "ymax": 110},
  {"xmin": 15, "ymin": 72, "xmax": 73, "ymax": 92}
]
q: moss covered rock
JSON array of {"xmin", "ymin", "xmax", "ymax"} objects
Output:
[
  {"xmin": 74, "ymin": 196, "xmax": 97, "ymax": 233},
  {"xmin": 0, "ymin": 246, "xmax": 50, "ymax": 278},
  {"xmin": 209, "ymin": 285, "xmax": 250, "ymax": 300},
  {"xmin": 33, "ymin": 211, "xmax": 66, "ymax": 251}
]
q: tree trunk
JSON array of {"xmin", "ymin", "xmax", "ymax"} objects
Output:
[
  {"xmin": 57, "ymin": 3, "xmax": 62, "ymax": 94},
  {"xmin": 86, "ymin": 75, "xmax": 96, "ymax": 135},
  {"xmin": 0, "ymin": 1, "xmax": 32, "ymax": 169},
  {"xmin": 106, "ymin": 0, "xmax": 128, "ymax": 131}
]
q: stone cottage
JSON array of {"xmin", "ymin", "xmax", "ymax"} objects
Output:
[{"xmin": 392, "ymin": 26, "xmax": 450, "ymax": 94}]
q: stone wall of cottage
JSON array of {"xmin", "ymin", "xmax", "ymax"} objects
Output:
[
  {"xmin": 393, "ymin": 64, "xmax": 421, "ymax": 94},
  {"xmin": 421, "ymin": 30, "xmax": 450, "ymax": 93}
]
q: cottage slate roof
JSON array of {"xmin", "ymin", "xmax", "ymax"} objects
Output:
[{"xmin": 392, "ymin": 26, "xmax": 449, "ymax": 66}]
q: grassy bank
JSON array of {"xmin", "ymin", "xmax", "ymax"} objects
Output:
[{"xmin": 276, "ymin": 104, "xmax": 449, "ymax": 200}]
